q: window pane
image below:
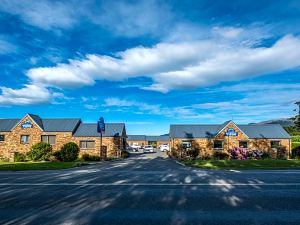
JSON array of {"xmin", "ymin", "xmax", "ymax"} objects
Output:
[
  {"xmin": 41, "ymin": 136, "xmax": 48, "ymax": 143},
  {"xmin": 0, "ymin": 135, "xmax": 4, "ymax": 141},
  {"xmin": 182, "ymin": 140, "xmax": 192, "ymax": 148},
  {"xmin": 214, "ymin": 140, "xmax": 223, "ymax": 149},
  {"xmin": 21, "ymin": 135, "xmax": 29, "ymax": 144},
  {"xmin": 86, "ymin": 141, "xmax": 95, "ymax": 148},
  {"xmin": 271, "ymin": 141, "xmax": 280, "ymax": 148},
  {"xmin": 48, "ymin": 136, "xmax": 56, "ymax": 145},
  {"xmin": 80, "ymin": 141, "xmax": 86, "ymax": 148},
  {"xmin": 239, "ymin": 141, "xmax": 248, "ymax": 148}
]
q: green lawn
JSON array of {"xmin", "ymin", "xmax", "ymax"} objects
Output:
[
  {"xmin": 184, "ymin": 159, "xmax": 300, "ymax": 170},
  {"xmin": 0, "ymin": 161, "xmax": 88, "ymax": 171}
]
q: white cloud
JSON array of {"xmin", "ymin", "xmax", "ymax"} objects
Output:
[
  {"xmin": 0, "ymin": 0, "xmax": 78, "ymax": 30},
  {"xmin": 212, "ymin": 26, "xmax": 244, "ymax": 39},
  {"xmin": 103, "ymin": 97, "xmax": 213, "ymax": 120},
  {"xmin": 90, "ymin": 0, "xmax": 173, "ymax": 37},
  {"xmin": 0, "ymin": 84, "xmax": 51, "ymax": 105},
  {"xmin": 25, "ymin": 34, "xmax": 300, "ymax": 92},
  {"xmin": 0, "ymin": 37, "xmax": 17, "ymax": 54}
]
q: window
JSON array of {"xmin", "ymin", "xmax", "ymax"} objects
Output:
[
  {"xmin": 271, "ymin": 141, "xmax": 281, "ymax": 148},
  {"xmin": 239, "ymin": 141, "xmax": 248, "ymax": 148},
  {"xmin": 0, "ymin": 135, "xmax": 4, "ymax": 142},
  {"xmin": 213, "ymin": 140, "xmax": 223, "ymax": 149},
  {"xmin": 80, "ymin": 141, "xmax": 95, "ymax": 149},
  {"xmin": 182, "ymin": 140, "xmax": 192, "ymax": 149},
  {"xmin": 20, "ymin": 135, "xmax": 29, "ymax": 144},
  {"xmin": 41, "ymin": 135, "xmax": 56, "ymax": 145}
]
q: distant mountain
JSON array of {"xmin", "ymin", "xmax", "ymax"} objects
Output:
[{"xmin": 249, "ymin": 118, "xmax": 295, "ymax": 127}]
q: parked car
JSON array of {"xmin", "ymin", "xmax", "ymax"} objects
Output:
[
  {"xmin": 159, "ymin": 144, "xmax": 169, "ymax": 152},
  {"xmin": 130, "ymin": 144, "xmax": 141, "ymax": 152},
  {"xmin": 143, "ymin": 145, "xmax": 154, "ymax": 153}
]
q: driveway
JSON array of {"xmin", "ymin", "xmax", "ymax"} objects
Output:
[{"xmin": 1, "ymin": 152, "xmax": 300, "ymax": 225}]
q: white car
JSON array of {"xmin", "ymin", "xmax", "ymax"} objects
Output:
[
  {"xmin": 130, "ymin": 144, "xmax": 141, "ymax": 152},
  {"xmin": 159, "ymin": 144, "xmax": 169, "ymax": 152},
  {"xmin": 143, "ymin": 145, "xmax": 154, "ymax": 153}
]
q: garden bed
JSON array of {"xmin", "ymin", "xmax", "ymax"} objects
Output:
[{"xmin": 183, "ymin": 159, "xmax": 300, "ymax": 170}]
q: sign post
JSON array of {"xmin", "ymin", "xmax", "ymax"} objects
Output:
[{"xmin": 97, "ymin": 117, "xmax": 105, "ymax": 159}]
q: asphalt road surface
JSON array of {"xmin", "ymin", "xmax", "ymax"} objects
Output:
[{"xmin": 1, "ymin": 151, "xmax": 300, "ymax": 225}]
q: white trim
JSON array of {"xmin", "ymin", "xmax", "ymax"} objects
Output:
[{"xmin": 10, "ymin": 114, "xmax": 44, "ymax": 132}]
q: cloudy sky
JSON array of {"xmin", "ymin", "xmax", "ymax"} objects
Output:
[{"xmin": 0, "ymin": 0, "xmax": 299, "ymax": 134}]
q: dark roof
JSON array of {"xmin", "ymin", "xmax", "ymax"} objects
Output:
[
  {"xmin": 170, "ymin": 123, "xmax": 291, "ymax": 139},
  {"xmin": 146, "ymin": 135, "xmax": 169, "ymax": 141},
  {"xmin": 0, "ymin": 119, "xmax": 20, "ymax": 132},
  {"xmin": 28, "ymin": 114, "xmax": 44, "ymax": 130},
  {"xmin": 73, "ymin": 123, "xmax": 125, "ymax": 137},
  {"xmin": 42, "ymin": 119, "xmax": 81, "ymax": 132},
  {"xmin": 127, "ymin": 135, "xmax": 146, "ymax": 141}
]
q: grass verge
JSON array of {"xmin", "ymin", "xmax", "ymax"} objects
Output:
[
  {"xmin": 183, "ymin": 159, "xmax": 300, "ymax": 170},
  {"xmin": 0, "ymin": 161, "xmax": 88, "ymax": 171}
]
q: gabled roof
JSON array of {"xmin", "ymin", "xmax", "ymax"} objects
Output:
[
  {"xmin": 73, "ymin": 123, "xmax": 125, "ymax": 137},
  {"xmin": 0, "ymin": 119, "xmax": 20, "ymax": 132},
  {"xmin": 127, "ymin": 135, "xmax": 146, "ymax": 141},
  {"xmin": 169, "ymin": 123, "xmax": 291, "ymax": 139},
  {"xmin": 146, "ymin": 135, "xmax": 169, "ymax": 141}
]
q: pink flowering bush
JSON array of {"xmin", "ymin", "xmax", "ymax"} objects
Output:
[{"xmin": 229, "ymin": 148, "xmax": 266, "ymax": 160}]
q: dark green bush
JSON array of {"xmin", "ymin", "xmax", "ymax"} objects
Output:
[
  {"xmin": 14, "ymin": 152, "xmax": 26, "ymax": 162},
  {"xmin": 27, "ymin": 142, "xmax": 52, "ymax": 161},
  {"xmin": 121, "ymin": 151, "xmax": 130, "ymax": 158},
  {"xmin": 277, "ymin": 146, "xmax": 287, "ymax": 160},
  {"xmin": 186, "ymin": 149, "xmax": 199, "ymax": 159},
  {"xmin": 213, "ymin": 151, "xmax": 229, "ymax": 160},
  {"xmin": 292, "ymin": 142, "xmax": 300, "ymax": 150},
  {"xmin": 261, "ymin": 151, "xmax": 271, "ymax": 159},
  {"xmin": 292, "ymin": 146, "xmax": 300, "ymax": 159},
  {"xmin": 82, "ymin": 153, "xmax": 100, "ymax": 161},
  {"xmin": 52, "ymin": 151, "xmax": 62, "ymax": 161},
  {"xmin": 59, "ymin": 142, "xmax": 80, "ymax": 162}
]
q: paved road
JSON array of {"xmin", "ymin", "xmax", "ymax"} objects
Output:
[{"xmin": 1, "ymin": 152, "xmax": 300, "ymax": 225}]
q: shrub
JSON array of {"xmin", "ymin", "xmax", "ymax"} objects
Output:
[
  {"xmin": 277, "ymin": 146, "xmax": 287, "ymax": 160},
  {"xmin": 121, "ymin": 151, "xmax": 130, "ymax": 158},
  {"xmin": 186, "ymin": 149, "xmax": 199, "ymax": 159},
  {"xmin": 292, "ymin": 136, "xmax": 300, "ymax": 142},
  {"xmin": 82, "ymin": 153, "xmax": 101, "ymax": 161},
  {"xmin": 292, "ymin": 142, "xmax": 300, "ymax": 150},
  {"xmin": 59, "ymin": 142, "xmax": 80, "ymax": 162},
  {"xmin": 229, "ymin": 147, "xmax": 249, "ymax": 160},
  {"xmin": 52, "ymin": 151, "xmax": 62, "ymax": 161},
  {"xmin": 27, "ymin": 142, "xmax": 52, "ymax": 161},
  {"xmin": 261, "ymin": 151, "xmax": 271, "ymax": 160},
  {"xmin": 213, "ymin": 151, "xmax": 229, "ymax": 160},
  {"xmin": 292, "ymin": 146, "xmax": 300, "ymax": 159},
  {"xmin": 14, "ymin": 152, "xmax": 26, "ymax": 162}
]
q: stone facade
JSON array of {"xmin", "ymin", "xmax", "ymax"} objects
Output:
[
  {"xmin": 170, "ymin": 122, "xmax": 291, "ymax": 158},
  {"xmin": 0, "ymin": 115, "xmax": 126, "ymax": 161}
]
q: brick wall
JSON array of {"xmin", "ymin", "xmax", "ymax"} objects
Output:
[
  {"xmin": 0, "ymin": 115, "xmax": 125, "ymax": 160},
  {"xmin": 170, "ymin": 122, "xmax": 291, "ymax": 158}
]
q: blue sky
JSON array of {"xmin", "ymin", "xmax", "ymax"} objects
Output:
[{"xmin": 0, "ymin": 0, "xmax": 300, "ymax": 135}]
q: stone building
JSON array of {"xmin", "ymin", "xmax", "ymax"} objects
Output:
[
  {"xmin": 0, "ymin": 114, "xmax": 126, "ymax": 161},
  {"xmin": 169, "ymin": 120, "xmax": 291, "ymax": 158},
  {"xmin": 127, "ymin": 135, "xmax": 169, "ymax": 148}
]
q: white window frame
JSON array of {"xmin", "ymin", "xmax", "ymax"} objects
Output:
[
  {"xmin": 80, "ymin": 140, "xmax": 95, "ymax": 149},
  {"xmin": 20, "ymin": 135, "xmax": 30, "ymax": 144},
  {"xmin": 41, "ymin": 135, "xmax": 56, "ymax": 145},
  {"xmin": 239, "ymin": 141, "xmax": 249, "ymax": 148},
  {"xmin": 213, "ymin": 140, "xmax": 224, "ymax": 150}
]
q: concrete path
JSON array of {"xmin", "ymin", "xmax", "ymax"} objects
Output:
[{"xmin": 1, "ymin": 151, "xmax": 300, "ymax": 225}]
